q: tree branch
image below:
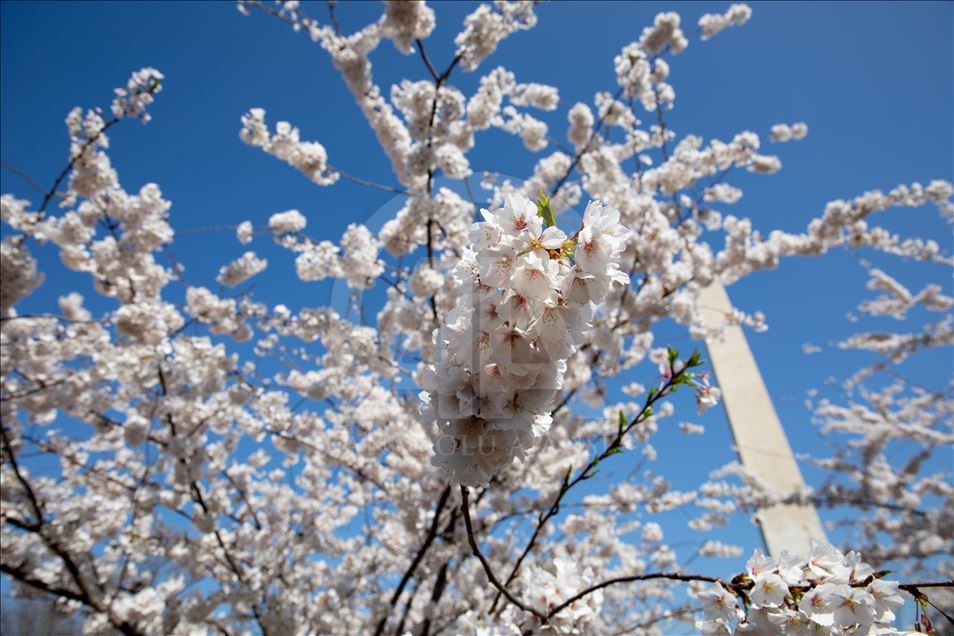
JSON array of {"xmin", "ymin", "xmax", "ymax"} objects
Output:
[
  {"xmin": 490, "ymin": 362, "xmax": 692, "ymax": 611},
  {"xmin": 459, "ymin": 485, "xmax": 543, "ymax": 620},
  {"xmin": 372, "ymin": 484, "xmax": 452, "ymax": 636}
]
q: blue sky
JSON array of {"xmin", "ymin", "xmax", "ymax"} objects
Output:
[{"xmin": 2, "ymin": 0, "xmax": 952, "ymax": 585}]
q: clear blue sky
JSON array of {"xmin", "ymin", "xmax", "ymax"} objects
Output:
[{"xmin": 2, "ymin": 0, "xmax": 952, "ymax": 578}]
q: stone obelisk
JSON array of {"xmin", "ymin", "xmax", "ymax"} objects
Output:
[{"xmin": 697, "ymin": 281, "xmax": 827, "ymax": 557}]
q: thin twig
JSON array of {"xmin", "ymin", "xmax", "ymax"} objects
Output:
[
  {"xmin": 490, "ymin": 362, "xmax": 691, "ymax": 611},
  {"xmin": 548, "ymin": 572, "xmax": 722, "ymax": 620},
  {"xmin": 35, "ymin": 108, "xmax": 141, "ymax": 218},
  {"xmin": 0, "ymin": 160, "xmax": 49, "ymax": 195},
  {"xmin": 330, "ymin": 165, "xmax": 407, "ymax": 194},
  {"xmin": 326, "ymin": 0, "xmax": 341, "ymax": 36}
]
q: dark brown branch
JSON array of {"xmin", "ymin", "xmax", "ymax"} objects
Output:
[
  {"xmin": 898, "ymin": 581, "xmax": 954, "ymax": 590},
  {"xmin": 548, "ymin": 572, "xmax": 722, "ymax": 621},
  {"xmin": 325, "ymin": 0, "xmax": 341, "ymax": 36},
  {"xmin": 1, "ymin": 427, "xmax": 144, "ymax": 636},
  {"xmin": 389, "ymin": 484, "xmax": 451, "ymax": 605},
  {"xmin": 222, "ymin": 471, "xmax": 264, "ymax": 531},
  {"xmin": 1, "ymin": 562, "xmax": 90, "ymax": 606},
  {"xmin": 372, "ymin": 485, "xmax": 452, "ymax": 636},
  {"xmin": 415, "ymin": 38, "xmax": 440, "ymax": 82},
  {"xmin": 418, "ymin": 559, "xmax": 451, "ymax": 636},
  {"xmin": 393, "ymin": 579, "xmax": 420, "ymax": 636},
  {"xmin": 415, "ymin": 39, "xmax": 461, "ymax": 86},
  {"xmin": 37, "ymin": 117, "xmax": 120, "ymax": 216},
  {"xmin": 460, "ymin": 485, "xmax": 543, "ymax": 619},
  {"xmin": 415, "ymin": 39, "xmax": 461, "ymax": 325},
  {"xmin": 0, "ymin": 376, "xmax": 70, "ymax": 402},
  {"xmin": 545, "ymin": 571, "xmax": 953, "ymax": 627},
  {"xmin": 418, "ymin": 505, "xmax": 461, "ymax": 636}
]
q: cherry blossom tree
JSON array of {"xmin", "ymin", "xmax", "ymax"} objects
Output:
[{"xmin": 1, "ymin": 2, "xmax": 951, "ymax": 634}]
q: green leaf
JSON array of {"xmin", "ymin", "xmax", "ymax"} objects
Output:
[
  {"xmin": 687, "ymin": 350, "xmax": 704, "ymax": 368},
  {"xmin": 667, "ymin": 346, "xmax": 679, "ymax": 365},
  {"xmin": 618, "ymin": 410, "xmax": 627, "ymax": 432},
  {"xmin": 536, "ymin": 189, "xmax": 556, "ymax": 228},
  {"xmin": 644, "ymin": 406, "xmax": 654, "ymax": 418},
  {"xmin": 607, "ymin": 446, "xmax": 624, "ymax": 456}
]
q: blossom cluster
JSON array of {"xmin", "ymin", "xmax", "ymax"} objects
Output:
[
  {"xmin": 520, "ymin": 557, "xmax": 603, "ymax": 634},
  {"xmin": 698, "ymin": 4, "xmax": 753, "ymax": 41},
  {"xmin": 110, "ymin": 67, "xmax": 164, "ymax": 122},
  {"xmin": 455, "ymin": 1, "xmax": 538, "ymax": 72},
  {"xmin": 240, "ymin": 107, "xmax": 338, "ymax": 186},
  {"xmin": 420, "ymin": 193, "xmax": 630, "ymax": 485},
  {"xmin": 770, "ymin": 122, "xmax": 809, "ymax": 143},
  {"xmin": 696, "ymin": 543, "xmax": 906, "ymax": 635},
  {"xmin": 216, "ymin": 250, "xmax": 267, "ymax": 287}
]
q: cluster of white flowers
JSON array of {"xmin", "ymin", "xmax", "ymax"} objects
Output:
[
  {"xmin": 714, "ymin": 179, "xmax": 954, "ymax": 284},
  {"xmin": 509, "ymin": 82, "xmax": 559, "ymax": 111},
  {"xmin": 699, "ymin": 539, "xmax": 744, "ymax": 558},
  {"xmin": 268, "ymin": 209, "xmax": 308, "ymax": 234},
  {"xmin": 114, "ymin": 300, "xmax": 184, "ymax": 345},
  {"xmin": 615, "ymin": 44, "xmax": 657, "ymax": 110},
  {"xmin": 642, "ymin": 521, "xmax": 664, "ymax": 542},
  {"xmin": 770, "ymin": 122, "xmax": 809, "ymax": 142},
  {"xmin": 294, "ymin": 239, "xmax": 342, "ymax": 282},
  {"xmin": 340, "ymin": 223, "xmax": 385, "ymax": 289},
  {"xmin": 259, "ymin": 207, "xmax": 385, "ymax": 290},
  {"xmin": 392, "ymin": 80, "xmax": 472, "ymax": 179},
  {"xmin": 240, "ymin": 108, "xmax": 338, "ymax": 185},
  {"xmin": 455, "ymin": 1, "xmax": 538, "ymax": 72},
  {"xmin": 110, "ymin": 67, "xmax": 164, "ymax": 122},
  {"xmin": 462, "ymin": 66, "xmax": 559, "ymax": 160},
  {"xmin": 497, "ymin": 106, "xmax": 549, "ymax": 151},
  {"xmin": 639, "ymin": 11, "xmax": 688, "ymax": 55},
  {"xmin": 185, "ymin": 286, "xmax": 253, "ymax": 341},
  {"xmin": 236, "ymin": 219, "xmax": 254, "ymax": 244},
  {"xmin": 381, "ymin": 0, "xmax": 435, "ymax": 54},
  {"xmin": 64, "ymin": 107, "xmax": 117, "ymax": 199},
  {"xmin": 614, "ymin": 42, "xmax": 679, "ymax": 114},
  {"xmin": 0, "ymin": 236, "xmax": 44, "ymax": 317},
  {"xmin": 518, "ymin": 557, "xmax": 603, "ymax": 634},
  {"xmin": 567, "ymin": 102, "xmax": 595, "ymax": 147},
  {"xmin": 698, "ymin": 3, "xmax": 753, "ymax": 41},
  {"xmin": 692, "ymin": 371, "xmax": 722, "ymax": 414},
  {"xmin": 216, "ymin": 250, "xmax": 267, "ymax": 287},
  {"xmin": 379, "ymin": 187, "xmax": 474, "ymax": 256},
  {"xmin": 697, "ymin": 544, "xmax": 907, "ymax": 635},
  {"xmin": 420, "ymin": 194, "xmax": 630, "ymax": 485}
]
